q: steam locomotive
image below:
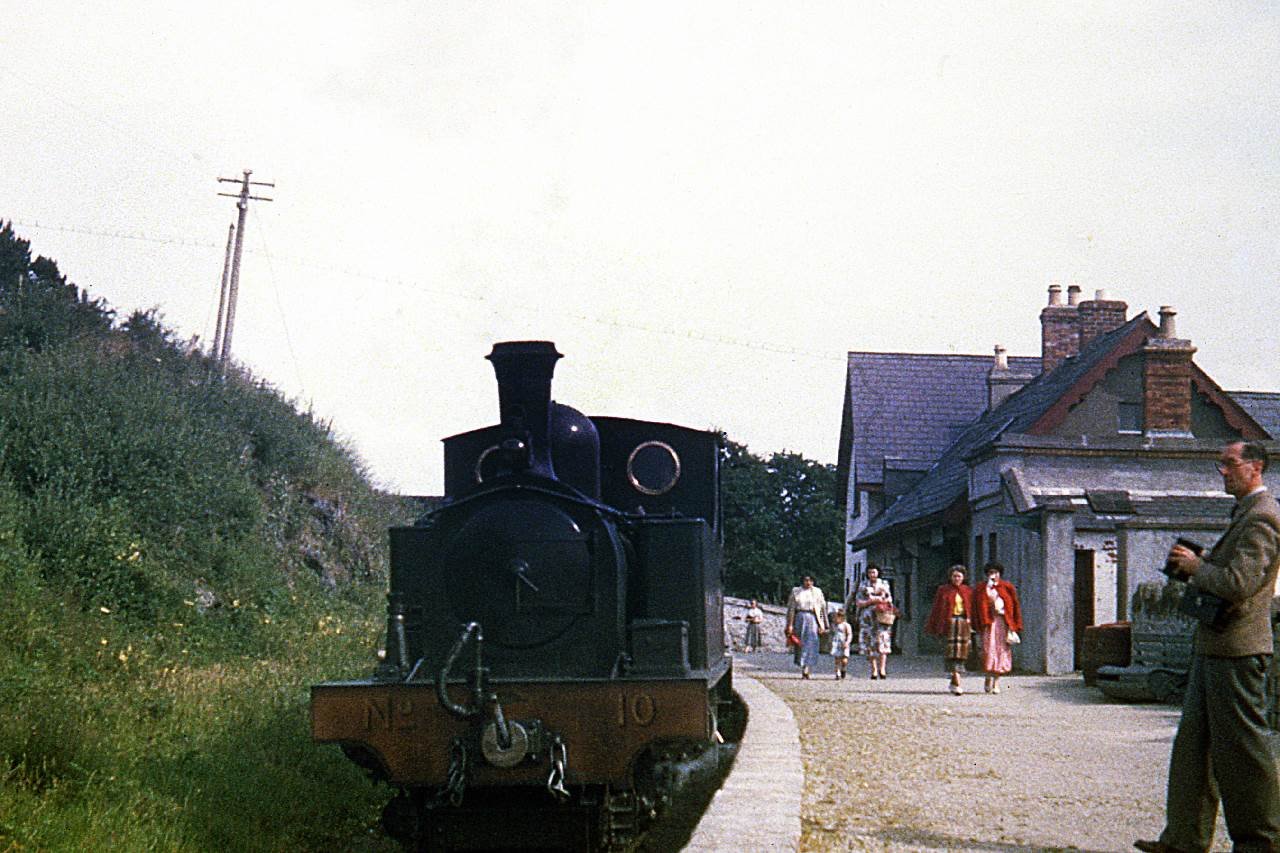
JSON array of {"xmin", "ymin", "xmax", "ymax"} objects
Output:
[{"xmin": 311, "ymin": 342, "xmax": 734, "ymax": 851}]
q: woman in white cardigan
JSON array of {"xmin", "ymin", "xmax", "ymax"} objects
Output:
[{"xmin": 785, "ymin": 575, "xmax": 829, "ymax": 679}]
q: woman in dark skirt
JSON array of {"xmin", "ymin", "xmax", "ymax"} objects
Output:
[
  {"xmin": 925, "ymin": 564, "xmax": 974, "ymax": 695},
  {"xmin": 744, "ymin": 599, "xmax": 763, "ymax": 652}
]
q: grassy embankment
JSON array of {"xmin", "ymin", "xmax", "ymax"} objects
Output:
[{"xmin": 0, "ymin": 227, "xmax": 407, "ymax": 851}]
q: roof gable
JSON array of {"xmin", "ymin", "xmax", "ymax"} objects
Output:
[
  {"xmin": 852, "ymin": 314, "xmax": 1151, "ymax": 545},
  {"xmin": 850, "ymin": 312, "xmax": 1272, "ymax": 548},
  {"xmin": 1190, "ymin": 371, "xmax": 1270, "ymax": 440},
  {"xmin": 1026, "ymin": 315, "xmax": 1157, "ymax": 434}
]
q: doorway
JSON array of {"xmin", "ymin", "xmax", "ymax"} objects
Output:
[{"xmin": 1073, "ymin": 549, "xmax": 1096, "ymax": 670}]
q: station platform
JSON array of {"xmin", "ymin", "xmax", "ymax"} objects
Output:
[{"xmin": 683, "ymin": 663, "xmax": 802, "ymax": 851}]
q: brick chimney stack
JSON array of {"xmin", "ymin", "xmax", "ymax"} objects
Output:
[
  {"xmin": 1077, "ymin": 288, "xmax": 1129, "ymax": 348},
  {"xmin": 988, "ymin": 343, "xmax": 1035, "ymax": 409},
  {"xmin": 1039, "ymin": 283, "xmax": 1079, "ymax": 374},
  {"xmin": 1142, "ymin": 305, "xmax": 1196, "ymax": 437}
]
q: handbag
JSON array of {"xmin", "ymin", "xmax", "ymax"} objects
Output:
[
  {"xmin": 786, "ymin": 630, "xmax": 801, "ymax": 648},
  {"xmin": 1006, "ymin": 630, "xmax": 1021, "ymax": 645},
  {"xmin": 873, "ymin": 600, "xmax": 896, "ymax": 626}
]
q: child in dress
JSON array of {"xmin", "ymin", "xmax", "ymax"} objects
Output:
[{"xmin": 829, "ymin": 610, "xmax": 853, "ymax": 680}]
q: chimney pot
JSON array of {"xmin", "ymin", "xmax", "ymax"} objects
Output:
[
  {"xmin": 1159, "ymin": 306, "xmax": 1177, "ymax": 338},
  {"xmin": 1095, "ymin": 288, "xmax": 1110, "ymax": 301},
  {"xmin": 994, "ymin": 344, "xmax": 1009, "ymax": 370},
  {"xmin": 1067, "ymin": 284, "xmax": 1082, "ymax": 306},
  {"xmin": 1047, "ymin": 284, "xmax": 1062, "ymax": 306}
]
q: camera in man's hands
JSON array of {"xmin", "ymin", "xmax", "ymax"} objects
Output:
[
  {"xmin": 1163, "ymin": 538, "xmax": 1232, "ymax": 631},
  {"xmin": 1161, "ymin": 537, "xmax": 1205, "ymax": 581}
]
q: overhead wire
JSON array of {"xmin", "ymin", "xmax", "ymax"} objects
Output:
[
  {"xmin": 0, "ymin": 52, "xmax": 845, "ymax": 372},
  {"xmin": 0, "ymin": 61, "xmax": 218, "ymax": 186},
  {"xmin": 250, "ymin": 207, "xmax": 308, "ymax": 395},
  {"xmin": 10, "ymin": 215, "xmax": 846, "ymax": 365}
]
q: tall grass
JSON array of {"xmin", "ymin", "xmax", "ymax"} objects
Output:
[
  {"xmin": 0, "ymin": 259, "xmax": 414, "ymax": 850},
  {"xmin": 0, "ymin": 571, "xmax": 400, "ymax": 851}
]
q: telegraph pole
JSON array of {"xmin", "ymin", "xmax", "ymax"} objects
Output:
[
  {"xmin": 211, "ymin": 223, "xmax": 235, "ymax": 359},
  {"xmin": 215, "ymin": 169, "xmax": 274, "ymax": 367}
]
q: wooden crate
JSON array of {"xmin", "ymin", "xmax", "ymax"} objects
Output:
[{"xmin": 1081, "ymin": 622, "xmax": 1131, "ymax": 686}]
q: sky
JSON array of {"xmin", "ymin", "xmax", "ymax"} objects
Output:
[{"xmin": 4, "ymin": 2, "xmax": 1278, "ymax": 494}]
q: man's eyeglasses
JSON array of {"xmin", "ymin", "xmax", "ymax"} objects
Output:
[{"xmin": 1215, "ymin": 458, "xmax": 1251, "ymax": 473}]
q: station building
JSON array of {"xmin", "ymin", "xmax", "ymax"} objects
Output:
[{"xmin": 838, "ymin": 286, "xmax": 1280, "ymax": 673}]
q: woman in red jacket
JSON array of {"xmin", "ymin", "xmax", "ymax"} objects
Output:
[
  {"xmin": 925, "ymin": 564, "xmax": 974, "ymax": 695},
  {"xmin": 971, "ymin": 561, "xmax": 1023, "ymax": 694}
]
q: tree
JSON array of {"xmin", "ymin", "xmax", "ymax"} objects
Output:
[
  {"xmin": 719, "ymin": 434, "xmax": 843, "ymax": 604},
  {"xmin": 0, "ymin": 220, "xmax": 114, "ymax": 352}
]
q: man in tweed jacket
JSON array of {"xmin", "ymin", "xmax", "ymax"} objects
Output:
[{"xmin": 1137, "ymin": 440, "xmax": 1280, "ymax": 853}]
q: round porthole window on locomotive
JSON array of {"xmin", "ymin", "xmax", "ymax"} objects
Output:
[
  {"xmin": 474, "ymin": 444, "xmax": 502, "ymax": 483},
  {"xmin": 626, "ymin": 441, "xmax": 681, "ymax": 496}
]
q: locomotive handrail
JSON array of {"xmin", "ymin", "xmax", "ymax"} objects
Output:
[
  {"xmin": 434, "ymin": 621, "xmax": 513, "ymax": 750},
  {"xmin": 436, "ymin": 622, "xmax": 483, "ymax": 719},
  {"xmin": 427, "ymin": 481, "xmax": 627, "ymax": 521}
]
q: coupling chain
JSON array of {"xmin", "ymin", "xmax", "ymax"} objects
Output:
[
  {"xmin": 443, "ymin": 739, "xmax": 468, "ymax": 807},
  {"xmin": 546, "ymin": 737, "xmax": 569, "ymax": 802}
]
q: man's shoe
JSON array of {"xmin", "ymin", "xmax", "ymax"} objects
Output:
[{"xmin": 1134, "ymin": 840, "xmax": 1191, "ymax": 853}]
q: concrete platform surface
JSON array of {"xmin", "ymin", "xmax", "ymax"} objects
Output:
[{"xmin": 682, "ymin": 671, "xmax": 802, "ymax": 851}]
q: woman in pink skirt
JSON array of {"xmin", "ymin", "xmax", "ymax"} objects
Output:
[{"xmin": 971, "ymin": 561, "xmax": 1023, "ymax": 694}]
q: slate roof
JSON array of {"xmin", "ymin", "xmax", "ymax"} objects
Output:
[
  {"xmin": 1228, "ymin": 391, "xmax": 1280, "ymax": 440},
  {"xmin": 1058, "ymin": 494, "xmax": 1234, "ymax": 529},
  {"xmin": 839, "ymin": 352, "xmax": 1041, "ymax": 487},
  {"xmin": 1132, "ymin": 495, "xmax": 1234, "ymax": 519},
  {"xmin": 851, "ymin": 314, "xmax": 1154, "ymax": 547}
]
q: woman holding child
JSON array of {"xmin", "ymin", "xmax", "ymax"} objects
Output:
[{"xmin": 854, "ymin": 564, "xmax": 894, "ymax": 679}]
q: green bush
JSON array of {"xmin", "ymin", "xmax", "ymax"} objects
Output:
[{"xmin": 0, "ymin": 225, "xmax": 411, "ymax": 850}]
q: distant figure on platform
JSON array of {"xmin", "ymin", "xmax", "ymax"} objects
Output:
[
  {"xmin": 829, "ymin": 609, "xmax": 852, "ymax": 679},
  {"xmin": 972, "ymin": 561, "xmax": 1022, "ymax": 694},
  {"xmin": 1135, "ymin": 440, "xmax": 1280, "ymax": 853},
  {"xmin": 926, "ymin": 564, "xmax": 975, "ymax": 695},
  {"xmin": 854, "ymin": 564, "xmax": 894, "ymax": 679},
  {"xmin": 785, "ymin": 575, "xmax": 828, "ymax": 679},
  {"xmin": 744, "ymin": 599, "xmax": 764, "ymax": 653}
]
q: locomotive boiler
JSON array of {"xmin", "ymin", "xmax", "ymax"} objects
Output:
[{"xmin": 311, "ymin": 342, "xmax": 734, "ymax": 851}]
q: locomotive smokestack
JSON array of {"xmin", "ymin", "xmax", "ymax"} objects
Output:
[{"xmin": 486, "ymin": 341, "xmax": 563, "ymax": 479}]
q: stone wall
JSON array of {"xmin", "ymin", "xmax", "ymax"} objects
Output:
[{"xmin": 724, "ymin": 596, "xmax": 789, "ymax": 652}]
